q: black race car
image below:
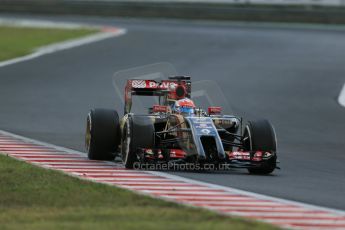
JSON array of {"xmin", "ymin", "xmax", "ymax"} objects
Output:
[{"xmin": 85, "ymin": 76, "xmax": 278, "ymax": 174}]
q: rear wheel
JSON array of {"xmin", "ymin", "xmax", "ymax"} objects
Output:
[
  {"xmin": 243, "ymin": 119, "xmax": 277, "ymax": 175},
  {"xmin": 86, "ymin": 109, "xmax": 121, "ymax": 160},
  {"xmin": 121, "ymin": 116, "xmax": 155, "ymax": 169}
]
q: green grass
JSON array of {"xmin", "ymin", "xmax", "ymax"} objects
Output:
[
  {"xmin": 0, "ymin": 154, "xmax": 279, "ymax": 230},
  {"xmin": 0, "ymin": 26, "xmax": 97, "ymax": 61}
]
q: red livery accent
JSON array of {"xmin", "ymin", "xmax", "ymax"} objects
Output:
[
  {"xmin": 153, "ymin": 105, "xmax": 169, "ymax": 113},
  {"xmin": 208, "ymin": 106, "xmax": 222, "ymax": 115},
  {"xmin": 130, "ymin": 80, "xmax": 178, "ymax": 90},
  {"xmin": 228, "ymin": 151, "xmax": 251, "ymax": 160},
  {"xmin": 169, "ymin": 149, "xmax": 186, "ymax": 158},
  {"xmin": 147, "ymin": 80, "xmax": 177, "ymax": 89},
  {"xmin": 252, "ymin": 151, "xmax": 263, "ymax": 161},
  {"xmin": 227, "ymin": 151, "xmax": 266, "ymax": 161},
  {"xmin": 143, "ymin": 148, "xmax": 186, "ymax": 159}
]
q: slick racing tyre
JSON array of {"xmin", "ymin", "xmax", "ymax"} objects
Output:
[
  {"xmin": 86, "ymin": 109, "xmax": 121, "ymax": 161},
  {"xmin": 122, "ymin": 116, "xmax": 154, "ymax": 169},
  {"xmin": 243, "ymin": 119, "xmax": 277, "ymax": 175}
]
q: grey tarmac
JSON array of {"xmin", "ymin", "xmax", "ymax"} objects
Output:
[{"xmin": 0, "ymin": 14, "xmax": 344, "ymax": 211}]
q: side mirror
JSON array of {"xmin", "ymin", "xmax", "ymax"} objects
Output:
[{"xmin": 175, "ymin": 84, "xmax": 186, "ymax": 99}]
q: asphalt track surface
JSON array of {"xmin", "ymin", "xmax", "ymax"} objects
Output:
[{"xmin": 0, "ymin": 14, "xmax": 344, "ymax": 211}]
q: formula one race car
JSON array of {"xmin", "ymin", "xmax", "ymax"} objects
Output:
[{"xmin": 85, "ymin": 76, "xmax": 278, "ymax": 174}]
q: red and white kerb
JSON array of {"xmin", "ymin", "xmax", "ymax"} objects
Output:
[{"xmin": 0, "ymin": 130, "xmax": 344, "ymax": 230}]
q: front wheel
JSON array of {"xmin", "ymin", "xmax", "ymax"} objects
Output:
[
  {"xmin": 86, "ymin": 109, "xmax": 121, "ymax": 161},
  {"xmin": 121, "ymin": 116, "xmax": 155, "ymax": 169},
  {"xmin": 243, "ymin": 119, "xmax": 277, "ymax": 175}
]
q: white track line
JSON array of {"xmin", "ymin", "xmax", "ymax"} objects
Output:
[
  {"xmin": 0, "ymin": 18, "xmax": 91, "ymax": 29},
  {"xmin": 0, "ymin": 18, "xmax": 126, "ymax": 68},
  {"xmin": 338, "ymin": 83, "xmax": 345, "ymax": 107},
  {"xmin": 1, "ymin": 130, "xmax": 345, "ymax": 230}
]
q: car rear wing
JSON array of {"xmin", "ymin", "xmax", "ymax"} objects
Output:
[{"xmin": 124, "ymin": 76, "xmax": 191, "ymax": 114}]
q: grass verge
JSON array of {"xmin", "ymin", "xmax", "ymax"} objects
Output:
[
  {"xmin": 0, "ymin": 154, "xmax": 279, "ymax": 230},
  {"xmin": 0, "ymin": 26, "xmax": 97, "ymax": 61}
]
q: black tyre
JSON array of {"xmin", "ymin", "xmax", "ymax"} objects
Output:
[
  {"xmin": 121, "ymin": 116, "xmax": 155, "ymax": 169},
  {"xmin": 243, "ymin": 119, "xmax": 277, "ymax": 175},
  {"xmin": 86, "ymin": 109, "xmax": 121, "ymax": 160}
]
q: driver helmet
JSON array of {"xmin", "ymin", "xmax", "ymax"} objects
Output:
[{"xmin": 173, "ymin": 98, "xmax": 196, "ymax": 115}]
